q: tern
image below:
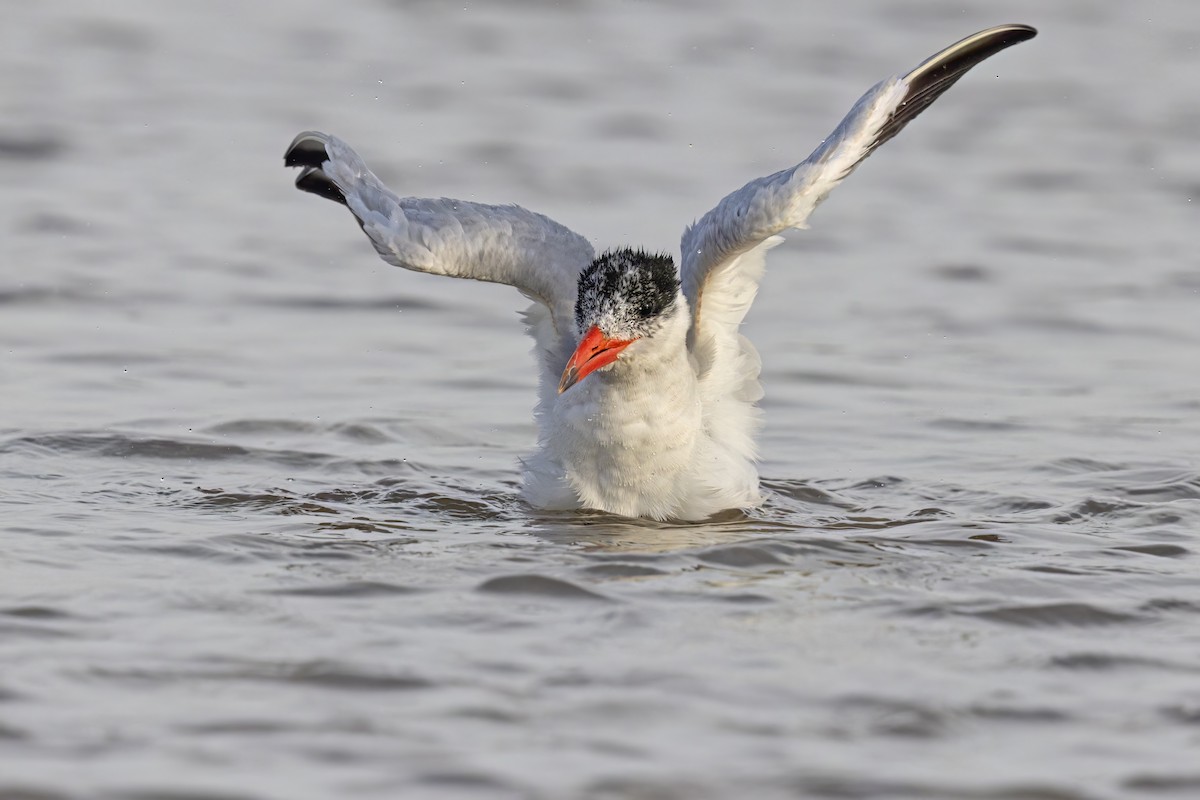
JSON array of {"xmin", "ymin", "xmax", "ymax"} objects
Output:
[{"xmin": 285, "ymin": 24, "xmax": 1036, "ymax": 521}]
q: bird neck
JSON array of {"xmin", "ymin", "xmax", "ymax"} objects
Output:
[{"xmin": 606, "ymin": 297, "xmax": 692, "ymax": 385}]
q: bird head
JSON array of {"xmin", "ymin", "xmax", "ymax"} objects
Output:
[{"xmin": 558, "ymin": 247, "xmax": 680, "ymax": 394}]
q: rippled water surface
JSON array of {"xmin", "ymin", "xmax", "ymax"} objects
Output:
[{"xmin": 3, "ymin": 1, "xmax": 1200, "ymax": 798}]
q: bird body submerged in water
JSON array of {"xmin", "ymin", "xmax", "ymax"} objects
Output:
[{"xmin": 285, "ymin": 25, "xmax": 1036, "ymax": 521}]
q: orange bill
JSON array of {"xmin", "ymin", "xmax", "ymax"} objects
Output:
[{"xmin": 558, "ymin": 325, "xmax": 637, "ymax": 394}]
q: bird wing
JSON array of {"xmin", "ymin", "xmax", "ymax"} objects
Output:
[
  {"xmin": 680, "ymin": 24, "xmax": 1036, "ymax": 387},
  {"xmin": 285, "ymin": 131, "xmax": 595, "ymax": 357}
]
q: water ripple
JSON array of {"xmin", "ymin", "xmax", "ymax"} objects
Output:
[
  {"xmin": 1050, "ymin": 653, "xmax": 1200, "ymax": 673},
  {"xmin": 477, "ymin": 574, "xmax": 612, "ymax": 602},
  {"xmin": 87, "ymin": 659, "xmax": 431, "ymax": 692},
  {"xmin": 260, "ymin": 580, "xmax": 420, "ymax": 598},
  {"xmin": 786, "ymin": 775, "xmax": 1095, "ymax": 800},
  {"xmin": 907, "ymin": 602, "xmax": 1145, "ymax": 628},
  {"xmin": 0, "ymin": 129, "xmax": 68, "ymax": 161},
  {"xmin": 1, "ymin": 431, "xmax": 332, "ymax": 468}
]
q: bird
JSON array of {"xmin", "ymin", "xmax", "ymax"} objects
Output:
[{"xmin": 284, "ymin": 24, "xmax": 1036, "ymax": 522}]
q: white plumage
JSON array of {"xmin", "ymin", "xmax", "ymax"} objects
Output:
[{"xmin": 285, "ymin": 25, "xmax": 1036, "ymax": 521}]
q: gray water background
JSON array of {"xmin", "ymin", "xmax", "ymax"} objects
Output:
[{"xmin": 2, "ymin": 1, "xmax": 1199, "ymax": 798}]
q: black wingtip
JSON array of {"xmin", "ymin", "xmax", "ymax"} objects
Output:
[
  {"xmin": 906, "ymin": 24, "xmax": 1038, "ymax": 91},
  {"xmin": 294, "ymin": 166, "xmax": 348, "ymax": 206},
  {"xmin": 869, "ymin": 24, "xmax": 1037, "ymax": 150},
  {"xmin": 284, "ymin": 131, "xmax": 331, "ymax": 169},
  {"xmin": 1000, "ymin": 23, "xmax": 1038, "ymax": 44}
]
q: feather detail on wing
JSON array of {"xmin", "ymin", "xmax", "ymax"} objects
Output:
[
  {"xmin": 284, "ymin": 131, "xmax": 596, "ymax": 345},
  {"xmin": 680, "ymin": 24, "xmax": 1036, "ymax": 390}
]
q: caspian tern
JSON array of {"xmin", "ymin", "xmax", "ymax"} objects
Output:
[{"xmin": 285, "ymin": 24, "xmax": 1036, "ymax": 521}]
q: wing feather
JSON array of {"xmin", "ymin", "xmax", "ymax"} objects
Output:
[
  {"xmin": 680, "ymin": 24, "xmax": 1036, "ymax": 383},
  {"xmin": 285, "ymin": 131, "xmax": 595, "ymax": 344}
]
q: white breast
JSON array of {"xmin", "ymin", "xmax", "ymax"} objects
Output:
[{"xmin": 522, "ymin": 307, "xmax": 761, "ymax": 521}]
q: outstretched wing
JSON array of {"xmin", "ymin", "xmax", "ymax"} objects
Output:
[
  {"xmin": 680, "ymin": 24, "xmax": 1037, "ymax": 382},
  {"xmin": 284, "ymin": 131, "xmax": 595, "ymax": 347}
]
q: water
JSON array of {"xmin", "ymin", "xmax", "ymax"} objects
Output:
[{"xmin": 2, "ymin": 1, "xmax": 1199, "ymax": 798}]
